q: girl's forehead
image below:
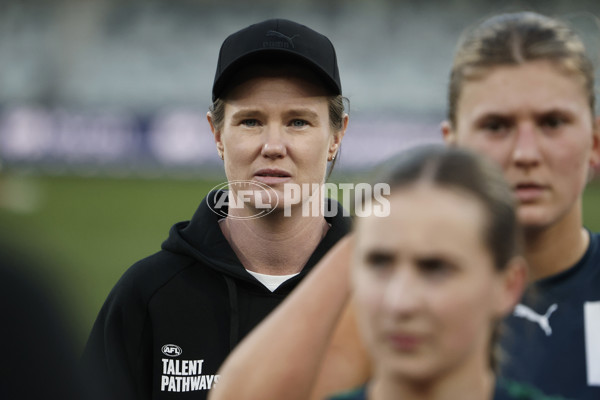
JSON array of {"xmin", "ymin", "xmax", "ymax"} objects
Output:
[
  {"xmin": 457, "ymin": 61, "xmax": 591, "ymax": 118},
  {"xmin": 356, "ymin": 186, "xmax": 487, "ymax": 245},
  {"xmin": 467, "ymin": 60, "xmax": 586, "ymax": 92}
]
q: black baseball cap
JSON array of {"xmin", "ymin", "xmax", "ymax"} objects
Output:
[{"xmin": 212, "ymin": 19, "xmax": 341, "ymax": 101}]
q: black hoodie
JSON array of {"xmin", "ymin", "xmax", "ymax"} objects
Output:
[{"xmin": 82, "ymin": 190, "xmax": 351, "ymax": 400}]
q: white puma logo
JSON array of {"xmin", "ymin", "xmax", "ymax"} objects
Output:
[{"xmin": 513, "ymin": 303, "xmax": 558, "ymax": 336}]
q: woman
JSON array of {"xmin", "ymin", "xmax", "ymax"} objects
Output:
[
  {"xmin": 81, "ymin": 19, "xmax": 351, "ymax": 400},
  {"xmin": 210, "ymin": 11, "xmax": 600, "ymax": 400},
  {"xmin": 441, "ymin": 12, "xmax": 600, "ymax": 399},
  {"xmin": 331, "ymin": 146, "xmax": 526, "ymax": 399}
]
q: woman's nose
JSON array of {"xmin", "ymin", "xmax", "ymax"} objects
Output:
[
  {"xmin": 512, "ymin": 122, "xmax": 541, "ymax": 169},
  {"xmin": 260, "ymin": 125, "xmax": 287, "ymax": 159},
  {"xmin": 382, "ymin": 268, "xmax": 422, "ymax": 318}
]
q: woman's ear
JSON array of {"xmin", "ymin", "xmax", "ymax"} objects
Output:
[
  {"xmin": 590, "ymin": 116, "xmax": 600, "ymax": 171},
  {"xmin": 494, "ymin": 256, "xmax": 528, "ymax": 317},
  {"xmin": 328, "ymin": 114, "xmax": 349, "ymax": 159},
  {"xmin": 207, "ymin": 112, "xmax": 224, "ymax": 160},
  {"xmin": 440, "ymin": 120, "xmax": 458, "ymax": 147}
]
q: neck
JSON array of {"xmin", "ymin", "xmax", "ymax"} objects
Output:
[
  {"xmin": 523, "ymin": 202, "xmax": 588, "ymax": 281},
  {"xmin": 220, "ymin": 207, "xmax": 329, "ymax": 275},
  {"xmin": 370, "ymin": 359, "xmax": 494, "ymax": 400}
]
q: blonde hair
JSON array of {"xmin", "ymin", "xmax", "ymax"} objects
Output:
[{"xmin": 448, "ymin": 12, "xmax": 595, "ymax": 127}]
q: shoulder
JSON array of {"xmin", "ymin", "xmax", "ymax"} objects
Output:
[
  {"xmin": 82, "ymin": 250, "xmax": 201, "ymax": 359},
  {"xmin": 328, "ymin": 385, "xmax": 368, "ymax": 400},
  {"xmin": 589, "ymin": 231, "xmax": 600, "ymax": 258},
  {"xmin": 124, "ymin": 250, "xmax": 194, "ymax": 281},
  {"xmin": 103, "ymin": 250, "xmax": 197, "ymax": 308},
  {"xmin": 495, "ymin": 378, "xmax": 573, "ymax": 400},
  {"xmin": 581, "ymin": 230, "xmax": 600, "ymax": 281}
]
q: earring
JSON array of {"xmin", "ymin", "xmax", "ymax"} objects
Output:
[{"xmin": 328, "ymin": 154, "xmax": 336, "ymax": 162}]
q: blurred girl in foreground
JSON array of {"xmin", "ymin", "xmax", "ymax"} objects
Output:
[{"xmin": 331, "ymin": 146, "xmax": 527, "ymax": 399}]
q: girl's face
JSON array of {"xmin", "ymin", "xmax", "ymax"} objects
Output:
[
  {"xmin": 353, "ymin": 185, "xmax": 513, "ymax": 382},
  {"xmin": 209, "ymin": 74, "xmax": 345, "ymax": 214},
  {"xmin": 444, "ymin": 61, "xmax": 600, "ymax": 231}
]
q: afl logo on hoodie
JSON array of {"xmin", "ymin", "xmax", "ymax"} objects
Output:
[{"xmin": 162, "ymin": 344, "xmax": 182, "ymax": 357}]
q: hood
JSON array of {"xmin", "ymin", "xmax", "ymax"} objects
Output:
[
  {"xmin": 161, "ymin": 189, "xmax": 351, "ymax": 349},
  {"xmin": 161, "ymin": 189, "xmax": 352, "ymax": 284}
]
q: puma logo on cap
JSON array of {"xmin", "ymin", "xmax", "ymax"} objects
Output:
[{"xmin": 264, "ymin": 30, "xmax": 300, "ymax": 48}]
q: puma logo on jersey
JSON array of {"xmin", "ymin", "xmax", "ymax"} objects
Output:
[
  {"xmin": 265, "ymin": 31, "xmax": 299, "ymax": 48},
  {"xmin": 514, "ymin": 303, "xmax": 558, "ymax": 336}
]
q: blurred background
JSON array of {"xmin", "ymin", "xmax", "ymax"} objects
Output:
[{"xmin": 1, "ymin": 0, "xmax": 600, "ymax": 352}]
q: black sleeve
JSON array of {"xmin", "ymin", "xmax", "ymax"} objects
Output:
[{"xmin": 81, "ymin": 262, "xmax": 154, "ymax": 400}]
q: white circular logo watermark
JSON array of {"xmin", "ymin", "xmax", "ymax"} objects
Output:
[
  {"xmin": 207, "ymin": 180, "xmax": 280, "ymax": 220},
  {"xmin": 206, "ymin": 181, "xmax": 392, "ymax": 219}
]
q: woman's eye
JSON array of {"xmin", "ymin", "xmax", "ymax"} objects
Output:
[
  {"xmin": 241, "ymin": 119, "xmax": 259, "ymax": 127},
  {"xmin": 418, "ymin": 259, "xmax": 454, "ymax": 279},
  {"xmin": 365, "ymin": 252, "xmax": 394, "ymax": 270},
  {"xmin": 539, "ymin": 115, "xmax": 566, "ymax": 130},
  {"xmin": 481, "ymin": 118, "xmax": 510, "ymax": 134},
  {"xmin": 290, "ymin": 119, "xmax": 308, "ymax": 128}
]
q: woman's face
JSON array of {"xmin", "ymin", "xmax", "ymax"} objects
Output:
[
  {"xmin": 209, "ymin": 74, "xmax": 344, "ymax": 213},
  {"xmin": 353, "ymin": 185, "xmax": 508, "ymax": 381},
  {"xmin": 444, "ymin": 61, "xmax": 600, "ymax": 231}
]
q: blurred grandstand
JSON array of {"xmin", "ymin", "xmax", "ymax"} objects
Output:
[{"xmin": 2, "ymin": 0, "xmax": 599, "ymax": 176}]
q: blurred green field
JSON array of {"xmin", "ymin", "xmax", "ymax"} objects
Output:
[
  {"xmin": 0, "ymin": 173, "xmax": 224, "ymax": 353},
  {"xmin": 1, "ymin": 173, "xmax": 599, "ymax": 354}
]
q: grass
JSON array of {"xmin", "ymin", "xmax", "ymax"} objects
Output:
[
  {"xmin": 583, "ymin": 179, "xmax": 600, "ymax": 231},
  {"xmin": 1, "ymin": 173, "xmax": 599, "ymax": 353}
]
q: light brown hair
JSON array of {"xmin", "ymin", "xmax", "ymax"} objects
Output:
[
  {"xmin": 448, "ymin": 12, "xmax": 595, "ymax": 127},
  {"xmin": 365, "ymin": 145, "xmax": 521, "ymax": 371}
]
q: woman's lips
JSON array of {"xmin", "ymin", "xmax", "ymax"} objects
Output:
[
  {"xmin": 254, "ymin": 169, "xmax": 292, "ymax": 185},
  {"xmin": 388, "ymin": 333, "xmax": 423, "ymax": 351},
  {"xmin": 514, "ymin": 183, "xmax": 547, "ymax": 202}
]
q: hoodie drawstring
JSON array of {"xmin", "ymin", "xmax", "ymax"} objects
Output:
[{"xmin": 223, "ymin": 275, "xmax": 240, "ymax": 350}]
